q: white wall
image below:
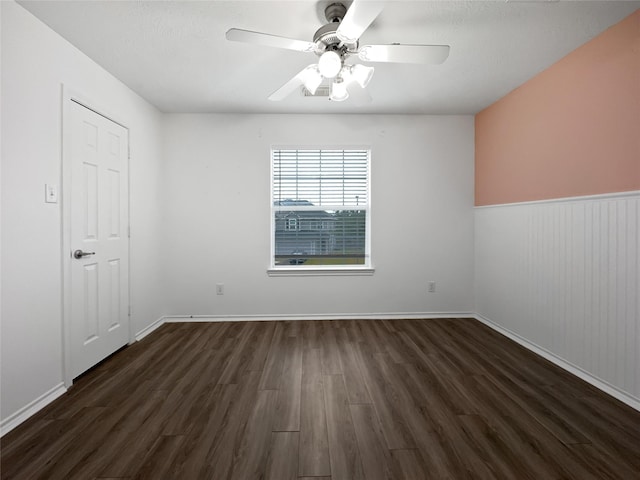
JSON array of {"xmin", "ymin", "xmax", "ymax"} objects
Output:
[
  {"xmin": 1, "ymin": 1, "xmax": 164, "ymax": 427},
  {"xmin": 161, "ymin": 114, "xmax": 475, "ymax": 319},
  {"xmin": 475, "ymin": 193, "xmax": 639, "ymax": 408}
]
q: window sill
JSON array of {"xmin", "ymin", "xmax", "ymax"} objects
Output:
[{"xmin": 267, "ymin": 267, "xmax": 375, "ymax": 277}]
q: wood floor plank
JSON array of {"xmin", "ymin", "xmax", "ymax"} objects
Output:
[
  {"xmin": 415, "ymin": 406, "xmax": 499, "ymax": 479},
  {"xmin": 564, "ymin": 443, "xmax": 640, "ymax": 480},
  {"xmin": 350, "ymin": 404, "xmax": 394, "ymax": 480},
  {"xmin": 353, "ymin": 342, "xmax": 416, "ymax": 450},
  {"xmin": 150, "ymin": 327, "xmax": 214, "ymax": 392},
  {"xmin": 538, "ymin": 384, "xmax": 640, "ymax": 470},
  {"xmin": 35, "ymin": 382, "xmax": 170, "ymax": 479},
  {"xmin": 245, "ymin": 321, "xmax": 276, "ymax": 372},
  {"xmin": 458, "ymin": 376, "xmax": 607, "ymax": 480},
  {"xmin": 229, "ymin": 389, "xmax": 279, "ymax": 480},
  {"xmin": 161, "ymin": 337, "xmax": 236, "ymax": 435},
  {"xmin": 345, "ymin": 319, "xmax": 365, "ymax": 343},
  {"xmin": 395, "ymin": 329, "xmax": 479, "ymax": 415},
  {"xmin": 389, "ymin": 449, "xmax": 430, "ymax": 480},
  {"xmin": 265, "ymin": 431, "xmax": 299, "ymax": 480},
  {"xmin": 301, "ymin": 320, "xmax": 321, "ymax": 349},
  {"xmin": 273, "ymin": 335, "xmax": 303, "ymax": 431},
  {"xmin": 323, "ymin": 374, "xmax": 364, "ymax": 480},
  {"xmin": 0, "ymin": 417, "xmax": 56, "ymax": 460},
  {"xmin": 425, "ymin": 321, "xmax": 490, "ymax": 376},
  {"xmin": 389, "ymin": 361, "xmax": 438, "ymax": 408},
  {"xmin": 482, "ymin": 367, "xmax": 592, "ymax": 445},
  {"xmin": 38, "ymin": 382, "xmax": 167, "ymax": 479},
  {"xmin": 0, "ymin": 407, "xmax": 106, "ymax": 480},
  {"xmin": 321, "ymin": 321, "xmax": 343, "ymax": 375},
  {"xmin": 375, "ymin": 320, "xmax": 409, "ymax": 365},
  {"xmin": 217, "ymin": 321, "xmax": 255, "ymax": 384},
  {"xmin": 298, "ymin": 347, "xmax": 331, "ymax": 477},
  {"xmin": 259, "ymin": 322, "xmax": 287, "ymax": 390},
  {"xmin": 336, "ymin": 328, "xmax": 372, "ymax": 404},
  {"xmin": 130, "ymin": 434, "xmax": 185, "ymax": 480},
  {"xmin": 396, "ymin": 321, "xmax": 438, "ymax": 356},
  {"xmin": 461, "ymin": 375, "xmax": 572, "ymax": 479},
  {"xmin": 486, "ymin": 414, "xmax": 602, "ymax": 480},
  {"xmin": 457, "ymin": 414, "xmax": 540, "ymax": 480},
  {"xmin": 450, "ymin": 319, "xmax": 567, "ymax": 387},
  {"xmin": 382, "ymin": 366, "xmax": 497, "ymax": 479},
  {"xmin": 283, "ymin": 319, "xmax": 301, "ymax": 338},
  {"xmin": 580, "ymin": 390, "xmax": 640, "ymax": 442},
  {"xmin": 202, "ymin": 319, "xmax": 233, "ymax": 350},
  {"xmin": 3, "ymin": 319, "xmax": 640, "ymax": 480},
  {"xmin": 371, "ymin": 352, "xmax": 469, "ymax": 478},
  {"xmin": 199, "ymin": 370, "xmax": 263, "ymax": 479},
  {"xmin": 172, "ymin": 383, "xmax": 239, "ymax": 479},
  {"xmin": 97, "ymin": 389, "xmax": 171, "ymax": 478}
]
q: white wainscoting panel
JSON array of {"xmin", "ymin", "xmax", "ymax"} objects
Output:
[{"xmin": 475, "ymin": 192, "xmax": 639, "ymax": 406}]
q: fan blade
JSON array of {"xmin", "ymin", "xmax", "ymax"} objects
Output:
[
  {"xmin": 268, "ymin": 66, "xmax": 315, "ymax": 101},
  {"xmin": 336, "ymin": 1, "xmax": 384, "ymax": 44},
  {"xmin": 226, "ymin": 28, "xmax": 316, "ymax": 53},
  {"xmin": 358, "ymin": 44, "xmax": 450, "ymax": 64}
]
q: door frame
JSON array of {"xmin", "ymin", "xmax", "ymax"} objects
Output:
[{"xmin": 61, "ymin": 85, "xmax": 132, "ymax": 388}]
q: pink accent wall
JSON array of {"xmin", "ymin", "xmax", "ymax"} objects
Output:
[{"xmin": 475, "ymin": 10, "xmax": 640, "ymax": 206}]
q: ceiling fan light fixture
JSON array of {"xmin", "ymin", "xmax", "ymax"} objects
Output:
[
  {"xmin": 227, "ymin": 1, "xmax": 450, "ymax": 103},
  {"xmin": 350, "ymin": 64, "xmax": 375, "ymax": 88},
  {"xmin": 329, "ymin": 78, "xmax": 349, "ymax": 102},
  {"xmin": 302, "ymin": 65, "xmax": 323, "ymax": 95},
  {"xmin": 318, "ymin": 50, "xmax": 342, "ymax": 78}
]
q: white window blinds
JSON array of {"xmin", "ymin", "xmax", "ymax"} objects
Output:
[{"xmin": 272, "ymin": 149, "xmax": 368, "ymax": 207}]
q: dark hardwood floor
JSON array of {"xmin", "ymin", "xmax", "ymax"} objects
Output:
[{"xmin": 2, "ymin": 318, "xmax": 639, "ymax": 479}]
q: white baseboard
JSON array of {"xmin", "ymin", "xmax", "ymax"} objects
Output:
[
  {"xmin": 474, "ymin": 314, "xmax": 640, "ymax": 412},
  {"xmin": 163, "ymin": 311, "xmax": 476, "ymax": 323},
  {"xmin": 134, "ymin": 316, "xmax": 166, "ymax": 341},
  {"xmin": 0, "ymin": 383, "xmax": 67, "ymax": 437}
]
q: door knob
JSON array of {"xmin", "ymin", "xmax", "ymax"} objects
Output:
[{"xmin": 73, "ymin": 249, "xmax": 96, "ymax": 259}]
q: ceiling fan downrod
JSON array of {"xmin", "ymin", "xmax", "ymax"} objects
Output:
[{"xmin": 324, "ymin": 3, "xmax": 347, "ymax": 23}]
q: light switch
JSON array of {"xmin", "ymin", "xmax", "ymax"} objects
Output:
[{"xmin": 45, "ymin": 184, "xmax": 58, "ymax": 203}]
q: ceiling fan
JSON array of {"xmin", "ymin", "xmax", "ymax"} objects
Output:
[{"xmin": 225, "ymin": 1, "xmax": 450, "ymax": 103}]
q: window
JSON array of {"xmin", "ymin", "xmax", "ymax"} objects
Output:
[
  {"xmin": 285, "ymin": 217, "xmax": 298, "ymax": 231},
  {"xmin": 271, "ymin": 148, "xmax": 371, "ymax": 273}
]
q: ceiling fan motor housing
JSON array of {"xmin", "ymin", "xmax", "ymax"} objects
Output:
[{"xmin": 313, "ymin": 2, "xmax": 358, "ymax": 56}]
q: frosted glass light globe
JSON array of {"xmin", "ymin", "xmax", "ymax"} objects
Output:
[
  {"xmin": 329, "ymin": 79, "xmax": 349, "ymax": 102},
  {"xmin": 351, "ymin": 64, "xmax": 375, "ymax": 88},
  {"xmin": 318, "ymin": 51, "xmax": 342, "ymax": 79}
]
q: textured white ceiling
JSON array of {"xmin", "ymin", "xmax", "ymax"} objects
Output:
[{"xmin": 17, "ymin": 0, "xmax": 640, "ymax": 114}]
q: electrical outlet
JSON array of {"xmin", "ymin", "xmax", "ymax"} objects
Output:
[
  {"xmin": 216, "ymin": 283, "xmax": 224, "ymax": 295},
  {"xmin": 428, "ymin": 281, "xmax": 436, "ymax": 293}
]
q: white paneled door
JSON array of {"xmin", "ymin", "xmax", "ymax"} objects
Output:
[{"xmin": 68, "ymin": 100, "xmax": 129, "ymax": 379}]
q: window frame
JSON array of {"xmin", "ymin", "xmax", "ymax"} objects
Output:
[{"xmin": 268, "ymin": 146, "xmax": 374, "ymax": 277}]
